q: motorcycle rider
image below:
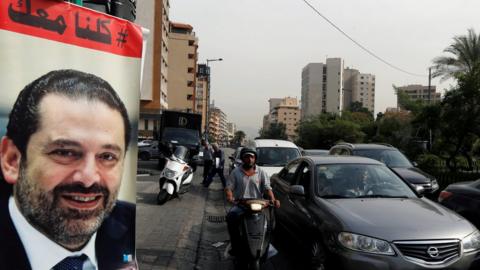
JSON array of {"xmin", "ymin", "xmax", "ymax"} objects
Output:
[{"xmin": 225, "ymin": 147, "xmax": 280, "ymax": 255}]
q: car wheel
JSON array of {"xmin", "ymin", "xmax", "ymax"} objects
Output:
[
  {"xmin": 139, "ymin": 152, "xmax": 150, "ymax": 161},
  {"xmin": 310, "ymin": 240, "xmax": 327, "ymax": 270}
]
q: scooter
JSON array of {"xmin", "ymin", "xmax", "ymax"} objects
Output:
[
  {"xmin": 156, "ymin": 145, "xmax": 193, "ymax": 205},
  {"xmin": 233, "ymin": 199, "xmax": 274, "ymax": 270}
]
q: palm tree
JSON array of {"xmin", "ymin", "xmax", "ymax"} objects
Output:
[{"xmin": 432, "ymin": 28, "xmax": 480, "ymax": 81}]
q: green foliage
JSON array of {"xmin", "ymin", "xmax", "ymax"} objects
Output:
[
  {"xmin": 394, "ymin": 85, "xmax": 425, "ymax": 115},
  {"xmin": 415, "ymin": 154, "xmax": 443, "ymax": 172},
  {"xmin": 259, "ymin": 122, "xmax": 288, "ymax": 140},
  {"xmin": 231, "ymin": 130, "xmax": 246, "ymax": 147}
]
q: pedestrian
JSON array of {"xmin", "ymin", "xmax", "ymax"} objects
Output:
[
  {"xmin": 0, "ymin": 69, "xmax": 136, "ymax": 269},
  {"xmin": 203, "ymin": 143, "xmax": 227, "ymax": 187},
  {"xmin": 201, "ymin": 139, "xmax": 213, "ymax": 185}
]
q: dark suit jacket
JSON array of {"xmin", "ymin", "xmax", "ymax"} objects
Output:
[{"xmin": 0, "ymin": 193, "xmax": 136, "ymax": 270}]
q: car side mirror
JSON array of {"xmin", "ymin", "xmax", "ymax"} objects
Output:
[
  {"xmin": 415, "ymin": 185, "xmax": 425, "ymax": 196},
  {"xmin": 290, "ymin": 185, "xmax": 305, "ymax": 196},
  {"xmin": 412, "ymin": 161, "xmax": 418, "ymax": 167}
]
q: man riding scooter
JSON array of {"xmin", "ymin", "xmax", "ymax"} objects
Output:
[{"xmin": 225, "ymin": 147, "xmax": 281, "ymax": 258}]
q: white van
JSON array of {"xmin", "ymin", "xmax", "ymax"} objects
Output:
[{"xmin": 250, "ymin": 139, "xmax": 302, "ymax": 177}]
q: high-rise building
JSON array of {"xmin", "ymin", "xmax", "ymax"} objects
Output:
[
  {"xmin": 301, "ymin": 58, "xmax": 343, "ymax": 120},
  {"xmin": 209, "ymin": 105, "xmax": 228, "ymax": 145},
  {"xmin": 343, "ymin": 68, "xmax": 376, "ymax": 112},
  {"xmin": 196, "ymin": 64, "xmax": 209, "ymax": 133},
  {"xmin": 226, "ymin": 122, "xmax": 236, "ymax": 144},
  {"xmin": 137, "ymin": 0, "xmax": 169, "ymax": 139},
  {"xmin": 168, "ymin": 22, "xmax": 198, "ymax": 112},
  {"xmin": 302, "ymin": 59, "xmax": 376, "ymax": 120},
  {"xmin": 396, "ymin": 84, "xmax": 441, "ymax": 108},
  {"xmin": 264, "ymin": 97, "xmax": 300, "ymax": 140}
]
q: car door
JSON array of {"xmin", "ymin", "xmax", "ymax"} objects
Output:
[
  {"xmin": 271, "ymin": 160, "xmax": 301, "ymax": 234},
  {"xmin": 287, "ymin": 161, "xmax": 317, "ymax": 247}
]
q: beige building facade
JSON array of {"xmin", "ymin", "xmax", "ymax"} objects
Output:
[
  {"xmin": 168, "ymin": 22, "xmax": 198, "ymax": 112},
  {"xmin": 264, "ymin": 97, "xmax": 300, "ymax": 140},
  {"xmin": 343, "ymin": 68, "xmax": 376, "ymax": 112},
  {"xmin": 209, "ymin": 105, "xmax": 228, "ymax": 145},
  {"xmin": 397, "ymin": 84, "xmax": 441, "ymax": 108},
  {"xmin": 137, "ymin": 0, "xmax": 169, "ymax": 138}
]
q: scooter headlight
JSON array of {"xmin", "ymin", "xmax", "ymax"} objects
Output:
[
  {"xmin": 250, "ymin": 203, "xmax": 263, "ymax": 211},
  {"xmin": 164, "ymin": 168, "xmax": 177, "ymax": 178}
]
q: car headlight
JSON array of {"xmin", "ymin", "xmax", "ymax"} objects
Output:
[
  {"xmin": 338, "ymin": 232, "xmax": 395, "ymax": 255},
  {"xmin": 462, "ymin": 230, "xmax": 480, "ymax": 253},
  {"xmin": 431, "ymin": 179, "xmax": 439, "ymax": 191},
  {"xmin": 164, "ymin": 168, "xmax": 177, "ymax": 178}
]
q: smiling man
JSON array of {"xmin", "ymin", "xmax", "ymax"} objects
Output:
[{"xmin": 0, "ymin": 70, "xmax": 135, "ymax": 270}]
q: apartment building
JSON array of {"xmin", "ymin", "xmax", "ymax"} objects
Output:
[
  {"xmin": 226, "ymin": 122, "xmax": 236, "ymax": 144},
  {"xmin": 168, "ymin": 22, "xmax": 198, "ymax": 112},
  {"xmin": 209, "ymin": 105, "xmax": 228, "ymax": 145},
  {"xmin": 302, "ymin": 59, "xmax": 376, "ymax": 120},
  {"xmin": 137, "ymin": 0, "xmax": 169, "ymax": 138},
  {"xmin": 343, "ymin": 68, "xmax": 376, "ymax": 112},
  {"xmin": 264, "ymin": 97, "xmax": 300, "ymax": 140},
  {"xmin": 196, "ymin": 64, "xmax": 209, "ymax": 133},
  {"xmin": 301, "ymin": 58, "xmax": 343, "ymax": 120},
  {"xmin": 396, "ymin": 84, "xmax": 441, "ymax": 108}
]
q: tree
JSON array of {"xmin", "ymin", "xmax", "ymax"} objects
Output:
[
  {"xmin": 258, "ymin": 122, "xmax": 288, "ymax": 140},
  {"xmin": 231, "ymin": 130, "xmax": 246, "ymax": 147},
  {"xmin": 432, "ymin": 28, "xmax": 480, "ymax": 81},
  {"xmin": 348, "ymin": 101, "xmax": 372, "ymax": 116}
]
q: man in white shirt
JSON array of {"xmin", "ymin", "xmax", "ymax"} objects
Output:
[{"xmin": 0, "ymin": 70, "xmax": 136, "ymax": 270}]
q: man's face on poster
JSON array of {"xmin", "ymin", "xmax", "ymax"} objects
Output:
[{"xmin": 9, "ymin": 94, "xmax": 126, "ymax": 249}]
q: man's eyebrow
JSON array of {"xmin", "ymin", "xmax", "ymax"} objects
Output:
[
  {"xmin": 101, "ymin": 144, "xmax": 123, "ymax": 153},
  {"xmin": 44, "ymin": 139, "xmax": 82, "ymax": 149}
]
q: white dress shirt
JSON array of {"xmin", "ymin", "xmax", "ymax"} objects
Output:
[{"xmin": 9, "ymin": 196, "xmax": 98, "ymax": 270}]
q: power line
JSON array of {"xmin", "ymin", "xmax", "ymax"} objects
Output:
[{"xmin": 301, "ymin": 0, "xmax": 427, "ymax": 77}]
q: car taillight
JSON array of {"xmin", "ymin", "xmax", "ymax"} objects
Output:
[{"xmin": 438, "ymin": 190, "xmax": 453, "ymax": 202}]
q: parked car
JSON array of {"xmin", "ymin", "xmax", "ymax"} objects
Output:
[
  {"xmin": 303, "ymin": 149, "xmax": 329, "ymax": 156},
  {"xmin": 138, "ymin": 139, "xmax": 153, "ymax": 147},
  {"xmin": 271, "ymin": 155, "xmax": 480, "ymax": 270},
  {"xmin": 439, "ymin": 179, "xmax": 480, "ymax": 229},
  {"xmin": 329, "ymin": 143, "xmax": 439, "ymax": 196},
  {"xmin": 138, "ymin": 141, "xmax": 160, "ymax": 161},
  {"xmin": 248, "ymin": 139, "xmax": 302, "ymax": 177},
  {"xmin": 228, "ymin": 146, "xmax": 243, "ymax": 174}
]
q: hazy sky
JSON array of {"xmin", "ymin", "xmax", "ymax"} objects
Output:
[{"xmin": 169, "ymin": 0, "xmax": 478, "ymax": 138}]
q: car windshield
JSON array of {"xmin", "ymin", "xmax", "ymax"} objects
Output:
[
  {"xmin": 354, "ymin": 149, "xmax": 412, "ymax": 168},
  {"xmin": 315, "ymin": 164, "xmax": 417, "ymax": 199},
  {"xmin": 162, "ymin": 128, "xmax": 199, "ymax": 145},
  {"xmin": 256, "ymin": 147, "xmax": 301, "ymax": 167}
]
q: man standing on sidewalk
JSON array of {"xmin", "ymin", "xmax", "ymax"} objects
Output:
[
  {"xmin": 201, "ymin": 139, "xmax": 213, "ymax": 185},
  {"xmin": 203, "ymin": 143, "xmax": 227, "ymax": 188}
]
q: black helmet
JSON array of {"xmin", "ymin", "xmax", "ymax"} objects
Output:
[{"xmin": 240, "ymin": 147, "xmax": 257, "ymax": 159}]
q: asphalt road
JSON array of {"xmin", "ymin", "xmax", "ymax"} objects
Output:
[{"xmin": 135, "ymin": 150, "xmax": 305, "ymax": 270}]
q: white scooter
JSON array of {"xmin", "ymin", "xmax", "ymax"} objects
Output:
[{"xmin": 157, "ymin": 145, "xmax": 194, "ymax": 205}]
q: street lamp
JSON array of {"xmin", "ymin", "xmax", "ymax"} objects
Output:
[{"xmin": 205, "ymin": 58, "xmax": 223, "ymax": 141}]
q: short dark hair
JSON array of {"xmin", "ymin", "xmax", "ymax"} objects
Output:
[{"xmin": 6, "ymin": 69, "xmax": 132, "ymax": 157}]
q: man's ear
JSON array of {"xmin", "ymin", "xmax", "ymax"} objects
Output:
[{"xmin": 1, "ymin": 136, "xmax": 22, "ymax": 184}]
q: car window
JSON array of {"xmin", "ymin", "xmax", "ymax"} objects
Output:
[
  {"xmin": 281, "ymin": 161, "xmax": 300, "ymax": 185},
  {"xmin": 296, "ymin": 162, "xmax": 312, "ymax": 194},
  {"xmin": 315, "ymin": 164, "xmax": 417, "ymax": 198},
  {"xmin": 354, "ymin": 149, "xmax": 412, "ymax": 167},
  {"xmin": 256, "ymin": 147, "xmax": 301, "ymax": 167},
  {"xmin": 330, "ymin": 147, "xmax": 350, "ymax": 155}
]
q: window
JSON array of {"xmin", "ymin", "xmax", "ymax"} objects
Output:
[
  {"xmin": 144, "ymin": 119, "xmax": 149, "ymax": 130},
  {"xmin": 281, "ymin": 161, "xmax": 300, "ymax": 185}
]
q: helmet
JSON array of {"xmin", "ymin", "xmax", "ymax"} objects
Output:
[{"xmin": 240, "ymin": 147, "xmax": 257, "ymax": 159}]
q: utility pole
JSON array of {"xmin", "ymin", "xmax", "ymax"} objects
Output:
[{"xmin": 428, "ymin": 67, "xmax": 432, "ymax": 150}]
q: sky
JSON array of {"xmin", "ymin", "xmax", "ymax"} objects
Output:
[{"xmin": 169, "ymin": 0, "xmax": 479, "ymax": 138}]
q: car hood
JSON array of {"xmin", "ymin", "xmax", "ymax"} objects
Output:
[
  {"xmin": 391, "ymin": 167, "xmax": 433, "ymax": 184},
  {"xmin": 323, "ymin": 198, "xmax": 476, "ymax": 241}
]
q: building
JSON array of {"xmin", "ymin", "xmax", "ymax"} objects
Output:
[
  {"xmin": 343, "ymin": 68, "xmax": 376, "ymax": 112},
  {"xmin": 301, "ymin": 58, "xmax": 343, "ymax": 120},
  {"xmin": 301, "ymin": 59, "xmax": 376, "ymax": 120},
  {"xmin": 396, "ymin": 84, "xmax": 441, "ymax": 108},
  {"xmin": 264, "ymin": 97, "xmax": 300, "ymax": 140},
  {"xmin": 168, "ymin": 22, "xmax": 198, "ymax": 112},
  {"xmin": 196, "ymin": 64, "xmax": 209, "ymax": 133},
  {"xmin": 208, "ymin": 105, "xmax": 228, "ymax": 145},
  {"xmin": 226, "ymin": 122, "xmax": 236, "ymax": 144},
  {"xmin": 137, "ymin": 0, "xmax": 170, "ymax": 138}
]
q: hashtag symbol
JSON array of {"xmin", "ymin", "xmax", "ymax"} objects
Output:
[{"xmin": 116, "ymin": 28, "xmax": 128, "ymax": 47}]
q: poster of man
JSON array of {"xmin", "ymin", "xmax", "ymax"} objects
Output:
[{"xmin": 0, "ymin": 1, "xmax": 143, "ymax": 269}]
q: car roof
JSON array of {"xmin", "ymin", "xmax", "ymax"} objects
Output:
[
  {"xmin": 254, "ymin": 139, "xmax": 298, "ymax": 148},
  {"xmin": 332, "ymin": 143, "xmax": 396, "ymax": 150},
  {"xmin": 306, "ymin": 155, "xmax": 384, "ymax": 165}
]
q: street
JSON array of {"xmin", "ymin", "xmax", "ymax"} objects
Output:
[{"xmin": 135, "ymin": 150, "xmax": 303, "ymax": 270}]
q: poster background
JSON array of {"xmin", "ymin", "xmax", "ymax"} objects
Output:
[{"xmin": 0, "ymin": 1, "xmax": 143, "ymax": 203}]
